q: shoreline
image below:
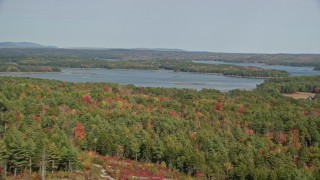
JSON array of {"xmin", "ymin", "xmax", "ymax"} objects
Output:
[{"xmin": 0, "ymin": 67, "xmax": 280, "ymax": 79}]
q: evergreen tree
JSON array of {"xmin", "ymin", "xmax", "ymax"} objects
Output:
[
  {"xmin": 0, "ymin": 140, "xmax": 8, "ymax": 177},
  {"xmin": 47, "ymin": 143, "xmax": 60, "ymax": 173}
]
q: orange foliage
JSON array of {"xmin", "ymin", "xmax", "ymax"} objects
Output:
[
  {"xmin": 197, "ymin": 112, "xmax": 204, "ymax": 117},
  {"xmin": 189, "ymin": 131, "xmax": 197, "ymax": 140},
  {"xmin": 16, "ymin": 113, "xmax": 23, "ymax": 120},
  {"xmin": 290, "ymin": 129, "xmax": 301, "ymax": 150},
  {"xmin": 245, "ymin": 128, "xmax": 254, "ymax": 136},
  {"xmin": 170, "ymin": 111, "xmax": 179, "ymax": 118},
  {"xmin": 19, "ymin": 92, "xmax": 26, "ymax": 98},
  {"xmin": 103, "ymin": 86, "xmax": 111, "ymax": 92},
  {"xmin": 275, "ymin": 132, "xmax": 287, "ymax": 145},
  {"xmin": 237, "ymin": 105, "xmax": 245, "ymax": 114},
  {"xmin": 196, "ymin": 171, "xmax": 205, "ymax": 179},
  {"xmin": 74, "ymin": 122, "xmax": 86, "ymax": 141},
  {"xmin": 34, "ymin": 115, "xmax": 41, "ymax": 124}
]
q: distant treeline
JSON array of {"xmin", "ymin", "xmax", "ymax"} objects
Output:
[
  {"xmin": 257, "ymin": 75, "xmax": 320, "ymax": 93},
  {"xmin": 2, "ymin": 48, "xmax": 319, "ymax": 76},
  {"xmin": 0, "ymin": 64, "xmax": 61, "ymax": 72},
  {"xmin": 0, "ymin": 56, "xmax": 288, "ymax": 77},
  {"xmin": 0, "ymin": 48, "xmax": 319, "ymax": 68},
  {"xmin": 159, "ymin": 61, "xmax": 288, "ymax": 78}
]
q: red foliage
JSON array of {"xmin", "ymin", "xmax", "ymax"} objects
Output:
[
  {"xmin": 34, "ymin": 115, "xmax": 41, "ymax": 124},
  {"xmin": 42, "ymin": 105, "xmax": 49, "ymax": 114},
  {"xmin": 196, "ymin": 171, "xmax": 205, "ymax": 179},
  {"xmin": 275, "ymin": 132, "xmax": 287, "ymax": 145},
  {"xmin": 82, "ymin": 95, "xmax": 92, "ymax": 103},
  {"xmin": 170, "ymin": 111, "xmax": 179, "ymax": 118},
  {"xmin": 214, "ymin": 104, "xmax": 223, "ymax": 111},
  {"xmin": 99, "ymin": 155, "xmax": 179, "ymax": 180},
  {"xmin": 74, "ymin": 122, "xmax": 86, "ymax": 141},
  {"xmin": 103, "ymin": 86, "xmax": 111, "ymax": 92}
]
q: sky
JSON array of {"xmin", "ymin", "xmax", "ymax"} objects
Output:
[{"xmin": 0, "ymin": 0, "xmax": 320, "ymax": 53}]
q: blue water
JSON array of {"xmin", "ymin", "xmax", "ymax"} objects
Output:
[
  {"xmin": 194, "ymin": 61, "xmax": 320, "ymax": 76},
  {"xmin": 0, "ymin": 68, "xmax": 263, "ymax": 91},
  {"xmin": 1, "ymin": 62, "xmax": 319, "ymax": 91}
]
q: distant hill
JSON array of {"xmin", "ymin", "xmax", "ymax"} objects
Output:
[
  {"xmin": 0, "ymin": 42, "xmax": 57, "ymax": 49},
  {"xmin": 130, "ymin": 48, "xmax": 187, "ymax": 52},
  {"xmin": 68, "ymin": 47, "xmax": 187, "ymax": 52}
]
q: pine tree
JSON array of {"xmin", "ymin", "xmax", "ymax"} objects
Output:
[
  {"xmin": 47, "ymin": 143, "xmax": 60, "ymax": 173},
  {"xmin": 8, "ymin": 142, "xmax": 29, "ymax": 176},
  {"xmin": 0, "ymin": 140, "xmax": 8, "ymax": 177},
  {"xmin": 60, "ymin": 147, "xmax": 77, "ymax": 172},
  {"xmin": 5, "ymin": 129, "xmax": 29, "ymax": 176}
]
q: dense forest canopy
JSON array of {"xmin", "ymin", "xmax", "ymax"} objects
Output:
[
  {"xmin": 258, "ymin": 76, "xmax": 320, "ymax": 94},
  {"xmin": 0, "ymin": 75, "xmax": 319, "ymax": 179}
]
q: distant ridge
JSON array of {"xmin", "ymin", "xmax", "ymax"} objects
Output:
[
  {"xmin": 68, "ymin": 47, "xmax": 187, "ymax": 52},
  {"xmin": 130, "ymin": 48, "xmax": 187, "ymax": 52},
  {"xmin": 0, "ymin": 42, "xmax": 57, "ymax": 49}
]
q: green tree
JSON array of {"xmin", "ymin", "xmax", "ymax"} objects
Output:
[
  {"xmin": 0, "ymin": 140, "xmax": 8, "ymax": 177},
  {"xmin": 47, "ymin": 143, "xmax": 60, "ymax": 173},
  {"xmin": 5, "ymin": 129, "xmax": 29, "ymax": 176}
]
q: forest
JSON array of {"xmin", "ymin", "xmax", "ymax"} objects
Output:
[
  {"xmin": 0, "ymin": 48, "xmax": 319, "ymax": 69},
  {"xmin": 258, "ymin": 76, "xmax": 320, "ymax": 94},
  {"xmin": 0, "ymin": 64, "xmax": 61, "ymax": 72},
  {"xmin": 0, "ymin": 75, "xmax": 320, "ymax": 179}
]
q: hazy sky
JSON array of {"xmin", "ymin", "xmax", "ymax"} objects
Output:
[{"xmin": 0, "ymin": 0, "xmax": 320, "ymax": 53}]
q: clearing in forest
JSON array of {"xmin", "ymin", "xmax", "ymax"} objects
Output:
[{"xmin": 282, "ymin": 92, "xmax": 316, "ymax": 99}]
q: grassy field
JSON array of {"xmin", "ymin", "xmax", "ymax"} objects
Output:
[{"xmin": 283, "ymin": 92, "xmax": 316, "ymax": 99}]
